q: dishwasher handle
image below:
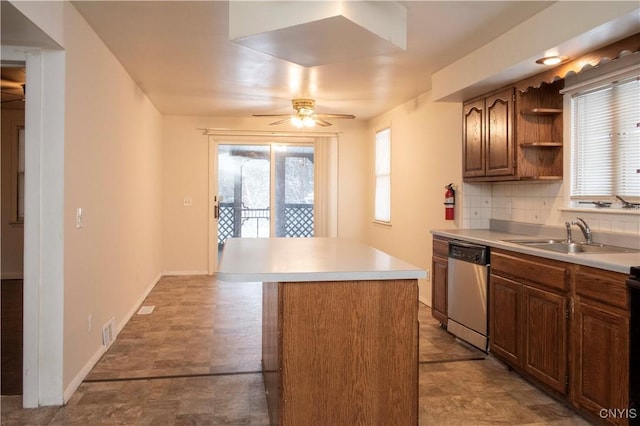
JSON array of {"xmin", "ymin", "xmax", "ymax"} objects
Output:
[{"xmin": 449, "ymin": 240, "xmax": 486, "ymax": 250}]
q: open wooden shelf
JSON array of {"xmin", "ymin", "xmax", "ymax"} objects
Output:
[{"xmin": 516, "ymin": 80, "xmax": 564, "ymax": 180}]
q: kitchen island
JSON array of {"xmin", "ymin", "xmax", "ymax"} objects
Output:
[{"xmin": 218, "ymin": 238, "xmax": 425, "ymax": 426}]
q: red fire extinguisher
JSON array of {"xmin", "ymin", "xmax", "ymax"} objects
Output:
[{"xmin": 444, "ymin": 184, "xmax": 455, "ymax": 220}]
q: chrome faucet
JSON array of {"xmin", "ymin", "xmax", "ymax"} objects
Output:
[
  {"xmin": 571, "ymin": 217, "xmax": 593, "ymax": 244},
  {"xmin": 565, "ymin": 222, "xmax": 573, "ymax": 243}
]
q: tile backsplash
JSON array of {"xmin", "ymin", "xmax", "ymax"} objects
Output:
[{"xmin": 462, "ymin": 182, "xmax": 639, "ymax": 234}]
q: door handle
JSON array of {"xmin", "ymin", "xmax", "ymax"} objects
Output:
[{"xmin": 214, "ymin": 195, "xmax": 219, "ymax": 219}]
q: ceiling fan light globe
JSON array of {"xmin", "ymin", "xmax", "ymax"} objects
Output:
[
  {"xmin": 302, "ymin": 116, "xmax": 315, "ymax": 127},
  {"xmin": 291, "ymin": 116, "xmax": 304, "ymax": 128}
]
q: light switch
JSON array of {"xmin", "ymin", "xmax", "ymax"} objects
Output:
[
  {"xmin": 76, "ymin": 208, "xmax": 83, "ymax": 228},
  {"xmin": 183, "ymin": 197, "xmax": 193, "ymax": 207}
]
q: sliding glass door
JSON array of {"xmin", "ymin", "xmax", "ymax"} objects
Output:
[
  {"xmin": 274, "ymin": 145, "xmax": 315, "ymax": 238},
  {"xmin": 212, "ymin": 142, "xmax": 315, "ymax": 266}
]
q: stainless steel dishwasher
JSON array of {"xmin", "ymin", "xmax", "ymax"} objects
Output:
[{"xmin": 447, "ymin": 241, "xmax": 490, "ymax": 352}]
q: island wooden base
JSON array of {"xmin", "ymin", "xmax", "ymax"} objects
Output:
[{"xmin": 262, "ymin": 279, "xmax": 418, "ymax": 426}]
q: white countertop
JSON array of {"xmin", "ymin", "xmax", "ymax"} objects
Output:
[
  {"xmin": 217, "ymin": 237, "xmax": 426, "ymax": 282},
  {"xmin": 431, "ymin": 229, "xmax": 640, "ymax": 274}
]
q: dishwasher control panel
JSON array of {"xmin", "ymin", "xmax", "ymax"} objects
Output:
[{"xmin": 448, "ymin": 241, "xmax": 489, "ymax": 265}]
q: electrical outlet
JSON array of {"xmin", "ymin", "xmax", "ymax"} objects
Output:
[
  {"xmin": 425, "ymin": 269, "xmax": 430, "ymax": 280},
  {"xmin": 183, "ymin": 197, "xmax": 193, "ymax": 207}
]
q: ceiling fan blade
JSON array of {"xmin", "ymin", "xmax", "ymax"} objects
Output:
[
  {"xmin": 1, "ymin": 98, "xmax": 25, "ymax": 104},
  {"xmin": 314, "ymin": 118, "xmax": 333, "ymax": 127},
  {"xmin": 315, "ymin": 113, "xmax": 356, "ymax": 119},
  {"xmin": 1, "ymin": 80, "xmax": 24, "ymax": 90},
  {"xmin": 253, "ymin": 113, "xmax": 292, "ymax": 118},
  {"xmin": 254, "ymin": 99, "xmax": 353, "ymax": 127},
  {"xmin": 269, "ymin": 118, "xmax": 292, "ymax": 126}
]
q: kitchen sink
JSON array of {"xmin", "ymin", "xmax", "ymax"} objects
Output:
[{"xmin": 501, "ymin": 239, "xmax": 639, "ymax": 254}]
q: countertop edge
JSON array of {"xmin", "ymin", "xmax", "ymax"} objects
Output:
[
  {"xmin": 217, "ymin": 270, "xmax": 426, "ymax": 283},
  {"xmin": 431, "ymin": 229, "xmax": 639, "ymax": 274},
  {"xmin": 218, "ymin": 237, "xmax": 427, "ymax": 283}
]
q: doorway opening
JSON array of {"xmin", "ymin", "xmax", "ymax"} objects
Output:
[
  {"xmin": 1, "ymin": 64, "xmax": 26, "ymax": 396},
  {"xmin": 207, "ymin": 132, "xmax": 338, "ymax": 274},
  {"xmin": 215, "ymin": 143, "xmax": 315, "ymax": 259}
]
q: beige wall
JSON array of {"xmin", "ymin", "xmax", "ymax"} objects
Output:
[
  {"xmin": 0, "ymin": 108, "xmax": 25, "ymax": 278},
  {"xmin": 62, "ymin": 4, "xmax": 163, "ymax": 389},
  {"xmin": 161, "ymin": 116, "xmax": 210, "ymax": 274},
  {"xmin": 366, "ymin": 92, "xmax": 462, "ymax": 305},
  {"xmin": 161, "ymin": 116, "xmax": 368, "ymax": 274}
]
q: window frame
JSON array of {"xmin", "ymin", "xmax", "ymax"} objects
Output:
[
  {"xmin": 562, "ymin": 58, "xmax": 640, "ymax": 213},
  {"xmin": 374, "ymin": 127, "xmax": 391, "ymax": 224}
]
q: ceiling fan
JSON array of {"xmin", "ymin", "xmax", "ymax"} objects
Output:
[
  {"xmin": 1, "ymin": 68, "xmax": 26, "ymax": 105},
  {"xmin": 1, "ymin": 85, "xmax": 25, "ymax": 105},
  {"xmin": 253, "ymin": 98, "xmax": 356, "ymax": 127}
]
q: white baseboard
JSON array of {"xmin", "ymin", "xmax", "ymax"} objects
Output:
[
  {"xmin": 1, "ymin": 272, "xmax": 24, "ymax": 280},
  {"xmin": 63, "ymin": 344, "xmax": 105, "ymax": 403},
  {"xmin": 62, "ymin": 272, "xmax": 162, "ymax": 403},
  {"xmin": 161, "ymin": 270, "xmax": 209, "ymax": 276},
  {"xmin": 118, "ymin": 272, "xmax": 162, "ymax": 334}
]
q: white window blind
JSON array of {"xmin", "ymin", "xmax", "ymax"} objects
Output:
[
  {"xmin": 374, "ymin": 128, "xmax": 391, "ymax": 222},
  {"xmin": 571, "ymin": 76, "xmax": 640, "ymax": 200}
]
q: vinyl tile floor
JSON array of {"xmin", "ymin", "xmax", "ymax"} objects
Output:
[{"xmin": 1, "ymin": 275, "xmax": 593, "ymax": 425}]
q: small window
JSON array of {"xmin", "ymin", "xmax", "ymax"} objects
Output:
[
  {"xmin": 570, "ymin": 76, "xmax": 639, "ymax": 205},
  {"xmin": 374, "ymin": 128, "xmax": 391, "ymax": 222}
]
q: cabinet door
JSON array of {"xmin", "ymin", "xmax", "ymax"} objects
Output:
[
  {"xmin": 431, "ymin": 256, "xmax": 448, "ymax": 324},
  {"xmin": 573, "ymin": 301, "xmax": 629, "ymax": 424},
  {"xmin": 462, "ymin": 99, "xmax": 485, "ymax": 178},
  {"xmin": 523, "ymin": 285, "xmax": 568, "ymax": 394},
  {"xmin": 485, "ymin": 88, "xmax": 515, "ymax": 177},
  {"xmin": 489, "ymin": 275, "xmax": 522, "ymax": 367}
]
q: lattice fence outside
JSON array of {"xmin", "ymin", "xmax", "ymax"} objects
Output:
[
  {"xmin": 218, "ymin": 203, "xmax": 314, "ymax": 243},
  {"xmin": 285, "ymin": 204, "xmax": 314, "ymax": 237},
  {"xmin": 218, "ymin": 205, "xmax": 235, "ymax": 245}
]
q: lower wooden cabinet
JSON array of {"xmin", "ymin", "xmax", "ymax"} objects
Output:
[
  {"xmin": 489, "ymin": 249, "xmax": 630, "ymax": 425},
  {"xmin": 572, "ymin": 267, "xmax": 630, "ymax": 425},
  {"xmin": 431, "ymin": 236, "xmax": 450, "ymax": 324},
  {"xmin": 523, "ymin": 285, "xmax": 567, "ymax": 394},
  {"xmin": 489, "ymin": 273, "xmax": 568, "ymax": 394},
  {"xmin": 573, "ymin": 301, "xmax": 629, "ymax": 424},
  {"xmin": 431, "ymin": 256, "xmax": 448, "ymax": 324},
  {"xmin": 489, "ymin": 274, "xmax": 522, "ymax": 367}
]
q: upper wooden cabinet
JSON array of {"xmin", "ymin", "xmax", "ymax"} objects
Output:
[
  {"xmin": 463, "ymin": 80, "xmax": 564, "ymax": 182},
  {"xmin": 463, "ymin": 88, "xmax": 515, "ymax": 180}
]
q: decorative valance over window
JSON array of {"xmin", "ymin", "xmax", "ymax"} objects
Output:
[{"xmin": 516, "ymin": 33, "xmax": 640, "ymax": 93}]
